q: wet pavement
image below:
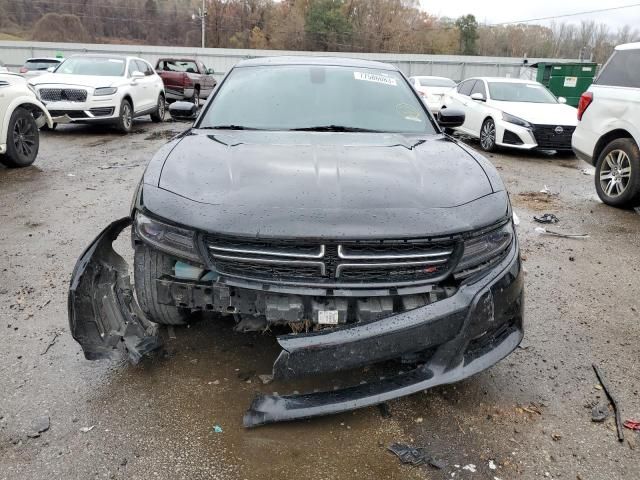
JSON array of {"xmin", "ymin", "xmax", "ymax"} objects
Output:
[{"xmin": 1, "ymin": 119, "xmax": 639, "ymax": 479}]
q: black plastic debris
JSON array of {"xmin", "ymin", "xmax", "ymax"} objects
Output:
[
  {"xmin": 591, "ymin": 404, "xmax": 609, "ymax": 423},
  {"xmin": 378, "ymin": 403, "xmax": 392, "ymax": 419},
  {"xmin": 387, "ymin": 442, "xmax": 445, "ymax": 469},
  {"xmin": 534, "ymin": 213, "xmax": 559, "ymax": 224}
]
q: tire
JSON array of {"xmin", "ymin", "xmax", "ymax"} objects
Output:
[
  {"xmin": 594, "ymin": 138, "xmax": 640, "ymax": 208},
  {"xmin": 115, "ymin": 98, "xmax": 133, "ymax": 133},
  {"xmin": 191, "ymin": 87, "xmax": 200, "ymax": 106},
  {"xmin": 150, "ymin": 94, "xmax": 165, "ymax": 123},
  {"xmin": 479, "ymin": 118, "xmax": 497, "ymax": 152},
  {"xmin": 134, "ymin": 245, "xmax": 190, "ymax": 325},
  {"xmin": 0, "ymin": 108, "xmax": 39, "ymax": 168}
]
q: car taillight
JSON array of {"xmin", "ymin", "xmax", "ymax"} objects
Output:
[
  {"xmin": 19, "ymin": 67, "xmax": 28, "ymax": 73},
  {"xmin": 577, "ymin": 92, "xmax": 593, "ymax": 121}
]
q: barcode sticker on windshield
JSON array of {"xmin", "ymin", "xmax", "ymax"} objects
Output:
[
  {"xmin": 318, "ymin": 310, "xmax": 340, "ymax": 325},
  {"xmin": 354, "ymin": 72, "xmax": 397, "ymax": 86}
]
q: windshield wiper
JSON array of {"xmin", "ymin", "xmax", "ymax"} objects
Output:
[
  {"xmin": 199, "ymin": 125, "xmax": 261, "ymax": 130},
  {"xmin": 290, "ymin": 125, "xmax": 380, "ymax": 132}
]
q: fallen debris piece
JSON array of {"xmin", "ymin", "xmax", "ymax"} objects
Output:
[
  {"xmin": 79, "ymin": 425, "xmax": 95, "ymax": 433},
  {"xmin": 28, "ymin": 415, "xmax": 50, "ymax": 438},
  {"xmin": 539, "ymin": 185, "xmax": 558, "ymax": 195},
  {"xmin": 593, "ymin": 363, "xmax": 624, "ymax": 442},
  {"xmin": 258, "ymin": 374, "xmax": 274, "ymax": 385},
  {"xmin": 591, "ymin": 405, "xmax": 609, "ymax": 423},
  {"xmin": 378, "ymin": 402, "xmax": 392, "ymax": 419},
  {"xmin": 512, "ymin": 212, "xmax": 520, "ymax": 226},
  {"xmin": 580, "ymin": 167, "xmax": 595, "ymax": 176},
  {"xmin": 623, "ymin": 420, "xmax": 640, "ymax": 431},
  {"xmin": 533, "ymin": 213, "xmax": 559, "ymax": 224},
  {"xmin": 535, "ymin": 227, "xmax": 589, "ymax": 239},
  {"xmin": 387, "ymin": 443, "xmax": 444, "ymax": 469},
  {"xmin": 98, "ymin": 163, "xmax": 141, "ymax": 170},
  {"xmin": 41, "ymin": 331, "xmax": 61, "ymax": 355},
  {"xmin": 462, "ymin": 464, "xmax": 477, "ymax": 473},
  {"xmin": 489, "ymin": 460, "xmax": 497, "ymax": 470},
  {"xmin": 213, "ymin": 424, "xmax": 223, "ymax": 433}
]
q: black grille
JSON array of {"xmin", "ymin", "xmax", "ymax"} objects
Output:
[
  {"xmin": 89, "ymin": 107, "xmax": 115, "ymax": 117},
  {"xmin": 47, "ymin": 110, "xmax": 89, "ymax": 119},
  {"xmin": 39, "ymin": 88, "xmax": 87, "ymax": 102},
  {"xmin": 531, "ymin": 124, "xmax": 575, "ymax": 150},
  {"xmin": 502, "ymin": 129, "xmax": 524, "ymax": 145},
  {"xmin": 204, "ymin": 236, "xmax": 458, "ymax": 286}
]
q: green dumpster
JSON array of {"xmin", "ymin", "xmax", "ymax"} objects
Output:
[{"xmin": 535, "ymin": 62, "xmax": 598, "ymax": 107}]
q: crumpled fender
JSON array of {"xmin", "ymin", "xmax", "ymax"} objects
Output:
[{"xmin": 68, "ymin": 217, "xmax": 163, "ymax": 364}]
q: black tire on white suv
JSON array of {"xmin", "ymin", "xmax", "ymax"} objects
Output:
[{"xmin": 594, "ymin": 138, "xmax": 640, "ymax": 208}]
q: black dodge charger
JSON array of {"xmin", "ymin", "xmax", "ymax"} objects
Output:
[{"xmin": 69, "ymin": 56, "xmax": 524, "ymax": 427}]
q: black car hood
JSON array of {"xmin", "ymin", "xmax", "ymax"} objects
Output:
[{"xmin": 144, "ymin": 131, "xmax": 508, "ymax": 239}]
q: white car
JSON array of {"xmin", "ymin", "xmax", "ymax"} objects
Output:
[
  {"xmin": 0, "ymin": 73, "xmax": 53, "ymax": 167},
  {"xmin": 19, "ymin": 57, "xmax": 64, "ymax": 78},
  {"xmin": 443, "ymin": 77, "xmax": 578, "ymax": 153},
  {"xmin": 408, "ymin": 76, "xmax": 456, "ymax": 113},
  {"xmin": 30, "ymin": 54, "xmax": 165, "ymax": 133}
]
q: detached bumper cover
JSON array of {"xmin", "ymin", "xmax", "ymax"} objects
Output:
[
  {"xmin": 244, "ymin": 243, "xmax": 523, "ymax": 427},
  {"xmin": 68, "ymin": 217, "xmax": 523, "ymax": 426}
]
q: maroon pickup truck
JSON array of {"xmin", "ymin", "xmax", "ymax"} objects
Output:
[{"xmin": 155, "ymin": 58, "xmax": 217, "ymax": 105}]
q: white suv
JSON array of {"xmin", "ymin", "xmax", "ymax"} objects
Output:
[
  {"xmin": 572, "ymin": 43, "xmax": 640, "ymax": 208},
  {"xmin": 30, "ymin": 54, "xmax": 165, "ymax": 133}
]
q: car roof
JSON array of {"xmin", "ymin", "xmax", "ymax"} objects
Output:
[
  {"xmin": 616, "ymin": 42, "xmax": 640, "ymax": 51},
  {"xmin": 157, "ymin": 58, "xmax": 198, "ymax": 62},
  {"xmin": 234, "ymin": 56, "xmax": 398, "ymax": 71},
  {"xmin": 468, "ymin": 77, "xmax": 539, "ymax": 84},
  {"xmin": 67, "ymin": 54, "xmax": 131, "ymax": 61},
  {"xmin": 410, "ymin": 75, "xmax": 452, "ymax": 79}
]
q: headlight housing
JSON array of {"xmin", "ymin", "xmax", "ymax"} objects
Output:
[
  {"xmin": 455, "ymin": 221, "xmax": 514, "ymax": 278},
  {"xmin": 94, "ymin": 87, "xmax": 117, "ymax": 96},
  {"xmin": 502, "ymin": 112, "xmax": 531, "ymax": 129},
  {"xmin": 134, "ymin": 212, "xmax": 200, "ymax": 262}
]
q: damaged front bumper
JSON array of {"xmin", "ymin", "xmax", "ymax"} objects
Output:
[{"xmin": 68, "ymin": 217, "xmax": 523, "ymax": 427}]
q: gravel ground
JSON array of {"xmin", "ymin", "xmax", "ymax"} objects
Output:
[{"xmin": 1, "ymin": 119, "xmax": 639, "ymax": 480}]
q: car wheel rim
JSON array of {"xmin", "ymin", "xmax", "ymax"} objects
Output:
[
  {"xmin": 481, "ymin": 122, "xmax": 495, "ymax": 149},
  {"xmin": 600, "ymin": 149, "xmax": 631, "ymax": 197},
  {"xmin": 158, "ymin": 97, "xmax": 165, "ymax": 118},
  {"xmin": 13, "ymin": 117, "xmax": 36, "ymax": 158},
  {"xmin": 123, "ymin": 104, "xmax": 132, "ymax": 129}
]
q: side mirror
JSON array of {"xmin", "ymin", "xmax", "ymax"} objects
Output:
[
  {"xmin": 470, "ymin": 92, "xmax": 485, "ymax": 102},
  {"xmin": 558, "ymin": 96, "xmax": 567, "ymax": 104},
  {"xmin": 169, "ymin": 101, "xmax": 198, "ymax": 121},
  {"xmin": 437, "ymin": 108, "xmax": 465, "ymax": 129},
  {"xmin": 131, "ymin": 71, "xmax": 145, "ymax": 79},
  {"xmin": 47, "ymin": 66, "xmax": 56, "ymax": 72},
  {"xmin": 206, "ymin": 68, "xmax": 214, "ymax": 75}
]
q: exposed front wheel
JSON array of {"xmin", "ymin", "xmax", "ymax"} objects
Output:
[
  {"xmin": 116, "ymin": 99, "xmax": 133, "ymax": 133},
  {"xmin": 150, "ymin": 94, "xmax": 165, "ymax": 123},
  {"xmin": 479, "ymin": 118, "xmax": 496, "ymax": 152},
  {"xmin": 133, "ymin": 245, "xmax": 191, "ymax": 325},
  {"xmin": 0, "ymin": 108, "xmax": 39, "ymax": 168},
  {"xmin": 595, "ymin": 138, "xmax": 640, "ymax": 208}
]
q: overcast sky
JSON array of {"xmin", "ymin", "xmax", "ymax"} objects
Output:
[{"xmin": 419, "ymin": 1, "xmax": 640, "ymax": 30}]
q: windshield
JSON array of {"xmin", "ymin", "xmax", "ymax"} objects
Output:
[
  {"xmin": 488, "ymin": 82, "xmax": 557, "ymax": 103},
  {"xmin": 25, "ymin": 59, "xmax": 60, "ymax": 71},
  {"xmin": 56, "ymin": 57, "xmax": 126, "ymax": 76},
  {"xmin": 418, "ymin": 77, "xmax": 455, "ymax": 87},
  {"xmin": 198, "ymin": 65, "xmax": 434, "ymax": 134}
]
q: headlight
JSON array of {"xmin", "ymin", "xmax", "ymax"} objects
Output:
[
  {"xmin": 94, "ymin": 87, "xmax": 117, "ymax": 96},
  {"xmin": 134, "ymin": 212, "xmax": 200, "ymax": 262},
  {"xmin": 502, "ymin": 112, "xmax": 531, "ymax": 129},
  {"xmin": 455, "ymin": 222, "xmax": 514, "ymax": 277}
]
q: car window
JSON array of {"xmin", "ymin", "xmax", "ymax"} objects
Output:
[
  {"xmin": 488, "ymin": 82, "xmax": 558, "ymax": 103},
  {"xmin": 470, "ymin": 80, "xmax": 487, "ymax": 98},
  {"xmin": 199, "ymin": 65, "xmax": 435, "ymax": 134},
  {"xmin": 458, "ymin": 80, "xmax": 476, "ymax": 96},
  {"xmin": 24, "ymin": 59, "xmax": 61, "ymax": 71},
  {"xmin": 136, "ymin": 60, "xmax": 153, "ymax": 76},
  {"xmin": 419, "ymin": 78, "xmax": 456, "ymax": 87},
  {"xmin": 160, "ymin": 60, "xmax": 198, "ymax": 73},
  {"xmin": 57, "ymin": 56, "xmax": 126, "ymax": 76},
  {"xmin": 595, "ymin": 49, "xmax": 640, "ymax": 88}
]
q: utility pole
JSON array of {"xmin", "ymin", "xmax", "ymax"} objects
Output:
[{"xmin": 192, "ymin": 0, "xmax": 208, "ymax": 48}]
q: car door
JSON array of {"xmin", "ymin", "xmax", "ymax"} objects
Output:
[
  {"xmin": 447, "ymin": 79, "xmax": 476, "ymax": 135},
  {"xmin": 198, "ymin": 61, "xmax": 213, "ymax": 98},
  {"xmin": 126, "ymin": 59, "xmax": 146, "ymax": 113},
  {"xmin": 135, "ymin": 60, "xmax": 156, "ymax": 111},
  {"xmin": 466, "ymin": 79, "xmax": 489, "ymax": 133}
]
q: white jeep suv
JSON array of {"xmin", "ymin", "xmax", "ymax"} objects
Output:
[
  {"xmin": 30, "ymin": 54, "xmax": 165, "ymax": 133},
  {"xmin": 572, "ymin": 43, "xmax": 640, "ymax": 208}
]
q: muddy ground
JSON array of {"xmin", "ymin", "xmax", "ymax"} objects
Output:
[{"xmin": 1, "ymin": 118, "xmax": 639, "ymax": 480}]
